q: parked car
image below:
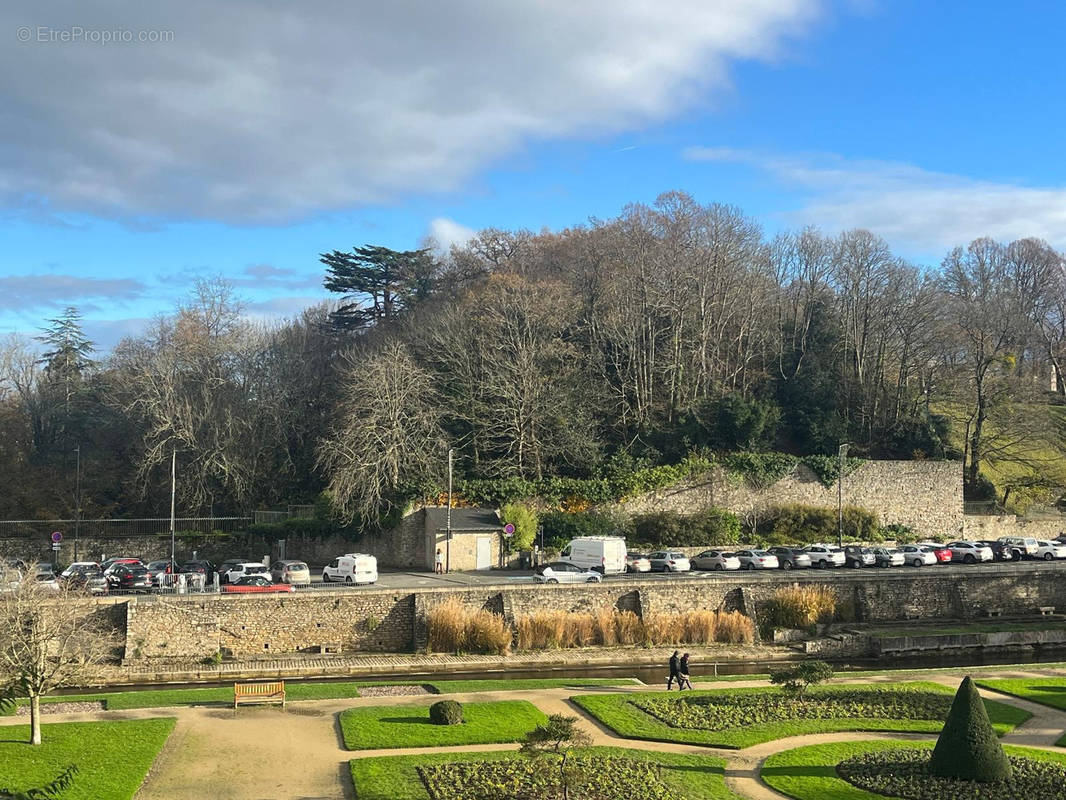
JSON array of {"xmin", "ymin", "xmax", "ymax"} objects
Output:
[
  {"xmin": 625, "ymin": 553, "xmax": 651, "ymax": 573},
  {"xmin": 974, "ymin": 540, "xmax": 1015, "ymax": 562},
  {"xmin": 647, "ymin": 551, "xmax": 692, "ymax": 573},
  {"xmin": 146, "ymin": 559, "xmax": 180, "ymax": 586},
  {"xmin": 178, "ymin": 560, "xmax": 216, "ymax": 584},
  {"xmin": 534, "ymin": 561, "xmax": 603, "ymax": 583},
  {"xmin": 322, "ymin": 553, "xmax": 378, "ymax": 585},
  {"xmin": 59, "ymin": 562, "xmax": 109, "ymax": 594},
  {"xmin": 217, "ymin": 558, "xmax": 246, "ymax": 583},
  {"xmin": 869, "ymin": 547, "xmax": 905, "ymax": 567},
  {"xmin": 221, "ymin": 575, "xmax": 295, "ymax": 594},
  {"xmin": 559, "ymin": 537, "xmax": 628, "ymax": 575},
  {"xmin": 34, "ymin": 561, "xmax": 58, "ymax": 576},
  {"xmin": 843, "ymin": 545, "xmax": 876, "ymax": 568},
  {"xmin": 221, "ymin": 562, "xmax": 271, "ymax": 584},
  {"xmin": 106, "ymin": 564, "xmax": 153, "ymax": 592},
  {"xmin": 898, "ymin": 544, "xmax": 938, "ymax": 567},
  {"xmin": 765, "ymin": 547, "xmax": 811, "ymax": 570},
  {"xmin": 690, "ymin": 549, "xmax": 741, "ymax": 571},
  {"xmin": 998, "ymin": 536, "xmax": 1040, "ymax": 560},
  {"xmin": 734, "ymin": 549, "xmax": 780, "ymax": 570},
  {"xmin": 917, "ymin": 542, "xmax": 952, "ymax": 563},
  {"xmin": 33, "ymin": 566, "xmax": 60, "ymax": 591},
  {"xmin": 1034, "ymin": 540, "xmax": 1066, "ymax": 560},
  {"xmin": 945, "ymin": 541, "xmax": 994, "ymax": 564},
  {"xmin": 804, "ymin": 544, "xmax": 846, "ymax": 569},
  {"xmin": 100, "ymin": 557, "xmax": 144, "ymax": 571},
  {"xmin": 270, "ymin": 560, "xmax": 311, "ymax": 586}
]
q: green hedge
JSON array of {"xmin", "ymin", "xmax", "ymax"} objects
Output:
[
  {"xmin": 754, "ymin": 503, "xmax": 881, "ymax": 545},
  {"xmin": 631, "ymin": 509, "xmax": 742, "ymax": 548},
  {"xmin": 244, "ymin": 516, "xmax": 341, "ymax": 540}
]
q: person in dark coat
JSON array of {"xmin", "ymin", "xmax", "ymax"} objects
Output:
[
  {"xmin": 678, "ymin": 653, "xmax": 692, "ymax": 690},
  {"xmin": 666, "ymin": 650, "xmax": 680, "ymax": 690}
]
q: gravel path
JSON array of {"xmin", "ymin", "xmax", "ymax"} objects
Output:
[{"xmin": 15, "ymin": 701, "xmax": 105, "ymax": 716}]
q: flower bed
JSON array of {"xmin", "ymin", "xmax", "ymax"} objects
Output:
[
  {"xmin": 838, "ymin": 748, "xmax": 1066, "ymax": 800},
  {"xmin": 633, "ymin": 688, "xmax": 951, "ymax": 731},
  {"xmin": 420, "ymin": 755, "xmax": 672, "ymax": 800}
]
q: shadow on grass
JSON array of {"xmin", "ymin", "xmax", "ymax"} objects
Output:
[
  {"xmin": 376, "ymin": 717, "xmax": 440, "ymax": 725},
  {"xmin": 760, "ymin": 765, "xmax": 836, "ymax": 778}
]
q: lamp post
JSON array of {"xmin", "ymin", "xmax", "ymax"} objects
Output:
[
  {"xmin": 445, "ymin": 448, "xmax": 453, "ymax": 574},
  {"xmin": 169, "ymin": 450, "xmax": 177, "ymax": 568},
  {"xmin": 74, "ymin": 445, "xmax": 81, "ymax": 561},
  {"xmin": 837, "ymin": 443, "xmax": 850, "ymax": 548}
]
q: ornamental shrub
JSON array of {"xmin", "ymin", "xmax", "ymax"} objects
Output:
[
  {"xmin": 429, "ymin": 700, "xmax": 464, "ymax": 726},
  {"xmin": 769, "ymin": 660, "xmax": 834, "ymax": 697},
  {"xmin": 760, "ymin": 503, "xmax": 881, "ymax": 543},
  {"xmin": 928, "ymin": 676, "xmax": 1012, "ymax": 782},
  {"xmin": 630, "ymin": 508, "xmax": 741, "ymax": 548}
]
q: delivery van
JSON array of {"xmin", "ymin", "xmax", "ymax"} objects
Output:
[
  {"xmin": 322, "ymin": 553, "xmax": 378, "ymax": 585},
  {"xmin": 559, "ymin": 536, "xmax": 627, "ymax": 575}
]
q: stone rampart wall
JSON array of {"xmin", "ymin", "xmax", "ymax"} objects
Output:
[
  {"xmin": 617, "ymin": 460, "xmax": 963, "ymax": 537},
  {"xmin": 122, "ymin": 565, "xmax": 1066, "ymax": 661}
]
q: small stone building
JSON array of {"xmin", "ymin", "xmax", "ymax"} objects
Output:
[{"xmin": 363, "ymin": 506, "xmax": 505, "ymax": 571}]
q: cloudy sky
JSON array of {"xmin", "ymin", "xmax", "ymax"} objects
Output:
[{"xmin": 2, "ymin": 0, "xmax": 1064, "ymax": 348}]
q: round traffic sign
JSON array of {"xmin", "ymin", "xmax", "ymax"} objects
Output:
[
  {"xmin": 503, "ymin": 523, "xmax": 516, "ymax": 535},
  {"xmin": 51, "ymin": 531, "xmax": 63, "ymax": 543}
]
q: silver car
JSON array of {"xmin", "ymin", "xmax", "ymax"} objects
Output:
[
  {"xmin": 690, "ymin": 549, "xmax": 741, "ymax": 571},
  {"xmin": 734, "ymin": 549, "xmax": 780, "ymax": 570},
  {"xmin": 898, "ymin": 544, "xmax": 938, "ymax": 567},
  {"xmin": 534, "ymin": 561, "xmax": 603, "ymax": 583},
  {"xmin": 647, "ymin": 551, "xmax": 691, "ymax": 573},
  {"xmin": 270, "ymin": 559, "xmax": 312, "ymax": 585}
]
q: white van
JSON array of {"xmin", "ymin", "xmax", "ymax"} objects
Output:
[
  {"xmin": 559, "ymin": 536, "xmax": 627, "ymax": 575},
  {"xmin": 322, "ymin": 553, "xmax": 378, "ymax": 585}
]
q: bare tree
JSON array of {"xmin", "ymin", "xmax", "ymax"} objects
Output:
[
  {"xmin": 318, "ymin": 341, "xmax": 445, "ymax": 524},
  {"xmin": 0, "ymin": 578, "xmax": 116, "ymax": 745}
]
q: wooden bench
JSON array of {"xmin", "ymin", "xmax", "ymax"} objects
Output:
[{"xmin": 234, "ymin": 681, "xmax": 286, "ymax": 708}]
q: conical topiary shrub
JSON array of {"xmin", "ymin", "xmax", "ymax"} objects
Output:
[{"xmin": 928, "ymin": 676, "xmax": 1012, "ymax": 782}]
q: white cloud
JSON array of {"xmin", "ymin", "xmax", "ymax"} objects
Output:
[
  {"xmin": 426, "ymin": 217, "xmax": 477, "ymax": 252},
  {"xmin": 684, "ymin": 146, "xmax": 1066, "ymax": 251},
  {"xmin": 0, "ymin": 1, "xmax": 822, "ymax": 223},
  {"xmin": 0, "ymin": 274, "xmax": 144, "ymax": 310}
]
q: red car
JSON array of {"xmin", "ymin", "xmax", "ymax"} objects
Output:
[
  {"xmin": 919, "ymin": 542, "xmax": 952, "ymax": 563},
  {"xmin": 221, "ymin": 576, "xmax": 294, "ymax": 594}
]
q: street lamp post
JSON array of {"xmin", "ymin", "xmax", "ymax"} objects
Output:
[
  {"xmin": 169, "ymin": 450, "xmax": 177, "ymax": 569},
  {"xmin": 837, "ymin": 443, "xmax": 850, "ymax": 548},
  {"xmin": 74, "ymin": 445, "xmax": 81, "ymax": 561},
  {"xmin": 445, "ymin": 448, "xmax": 453, "ymax": 574}
]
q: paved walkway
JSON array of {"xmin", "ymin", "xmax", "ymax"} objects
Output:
[{"xmin": 4, "ymin": 668, "xmax": 1066, "ymax": 800}]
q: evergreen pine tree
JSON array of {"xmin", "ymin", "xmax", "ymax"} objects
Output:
[
  {"xmin": 320, "ymin": 244, "xmax": 436, "ymax": 330},
  {"xmin": 928, "ymin": 675, "xmax": 1012, "ymax": 782}
]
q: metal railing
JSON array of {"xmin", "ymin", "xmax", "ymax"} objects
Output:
[{"xmin": 0, "ymin": 518, "xmax": 252, "ymax": 538}]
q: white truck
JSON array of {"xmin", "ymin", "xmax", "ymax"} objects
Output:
[
  {"xmin": 559, "ymin": 536, "xmax": 627, "ymax": 575},
  {"xmin": 322, "ymin": 553, "xmax": 378, "ymax": 585}
]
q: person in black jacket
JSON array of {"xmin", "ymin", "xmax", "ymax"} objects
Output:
[
  {"xmin": 678, "ymin": 653, "xmax": 693, "ymax": 690},
  {"xmin": 666, "ymin": 650, "xmax": 680, "ymax": 690}
]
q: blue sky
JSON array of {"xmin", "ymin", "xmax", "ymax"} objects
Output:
[{"xmin": 2, "ymin": 0, "xmax": 1065, "ymax": 349}]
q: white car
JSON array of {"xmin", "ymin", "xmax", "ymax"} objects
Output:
[
  {"xmin": 804, "ymin": 544, "xmax": 845, "ymax": 569},
  {"xmin": 1034, "ymin": 540, "xmax": 1066, "ymax": 561},
  {"xmin": 869, "ymin": 547, "xmax": 905, "ymax": 567},
  {"xmin": 734, "ymin": 549, "xmax": 779, "ymax": 570},
  {"xmin": 534, "ymin": 562, "xmax": 603, "ymax": 583},
  {"xmin": 322, "ymin": 553, "xmax": 378, "ymax": 585},
  {"xmin": 690, "ymin": 549, "xmax": 741, "ymax": 571},
  {"xmin": 222, "ymin": 562, "xmax": 272, "ymax": 584},
  {"xmin": 945, "ymin": 541, "xmax": 994, "ymax": 564},
  {"xmin": 898, "ymin": 544, "xmax": 938, "ymax": 567},
  {"xmin": 648, "ymin": 551, "xmax": 691, "ymax": 573}
]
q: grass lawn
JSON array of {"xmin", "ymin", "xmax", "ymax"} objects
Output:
[
  {"xmin": 976, "ymin": 677, "xmax": 1066, "ymax": 712},
  {"xmin": 572, "ymin": 682, "xmax": 1031, "ymax": 749},
  {"xmin": 339, "ymin": 699, "xmax": 547, "ymax": 750},
  {"xmin": 0, "ymin": 718, "xmax": 174, "ymax": 800},
  {"xmin": 872, "ymin": 622, "xmax": 1066, "ymax": 637},
  {"xmin": 761, "ymin": 740, "xmax": 1066, "ymax": 800},
  {"xmin": 0, "ymin": 677, "xmax": 637, "ymax": 715},
  {"xmin": 349, "ymin": 746, "xmax": 737, "ymax": 800}
]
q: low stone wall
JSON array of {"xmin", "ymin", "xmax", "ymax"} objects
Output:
[
  {"xmin": 121, "ymin": 564, "xmax": 1066, "ymax": 662},
  {"xmin": 616, "ymin": 460, "xmax": 963, "ymax": 537}
]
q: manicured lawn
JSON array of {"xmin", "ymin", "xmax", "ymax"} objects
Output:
[
  {"xmin": 0, "ymin": 677, "xmax": 637, "ymax": 715},
  {"xmin": 349, "ymin": 746, "xmax": 737, "ymax": 800},
  {"xmin": 872, "ymin": 622, "xmax": 1066, "ymax": 637},
  {"xmin": 761, "ymin": 740, "xmax": 1066, "ymax": 800},
  {"xmin": 976, "ymin": 677, "xmax": 1066, "ymax": 712},
  {"xmin": 572, "ymin": 682, "xmax": 1030, "ymax": 749},
  {"xmin": 339, "ymin": 700, "xmax": 547, "ymax": 749},
  {"xmin": 0, "ymin": 718, "xmax": 174, "ymax": 800}
]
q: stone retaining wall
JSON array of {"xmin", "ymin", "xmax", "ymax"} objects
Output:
[{"xmin": 122, "ymin": 564, "xmax": 1066, "ymax": 661}]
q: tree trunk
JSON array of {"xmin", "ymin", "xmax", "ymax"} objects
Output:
[{"xmin": 30, "ymin": 693, "xmax": 41, "ymax": 745}]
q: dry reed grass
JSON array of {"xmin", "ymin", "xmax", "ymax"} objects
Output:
[
  {"xmin": 512, "ymin": 608, "xmax": 754, "ymax": 649},
  {"xmin": 427, "ymin": 598, "xmax": 512, "ymax": 655},
  {"xmin": 766, "ymin": 585, "xmax": 837, "ymax": 629}
]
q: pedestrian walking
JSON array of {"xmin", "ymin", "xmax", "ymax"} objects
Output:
[
  {"xmin": 666, "ymin": 650, "xmax": 680, "ymax": 690},
  {"xmin": 435, "ymin": 548, "xmax": 444, "ymax": 574},
  {"xmin": 678, "ymin": 653, "xmax": 693, "ymax": 690}
]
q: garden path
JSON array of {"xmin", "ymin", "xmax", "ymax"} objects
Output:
[{"xmin": 4, "ymin": 667, "xmax": 1066, "ymax": 800}]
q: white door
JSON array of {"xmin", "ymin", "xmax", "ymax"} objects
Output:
[{"xmin": 476, "ymin": 537, "xmax": 491, "ymax": 570}]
